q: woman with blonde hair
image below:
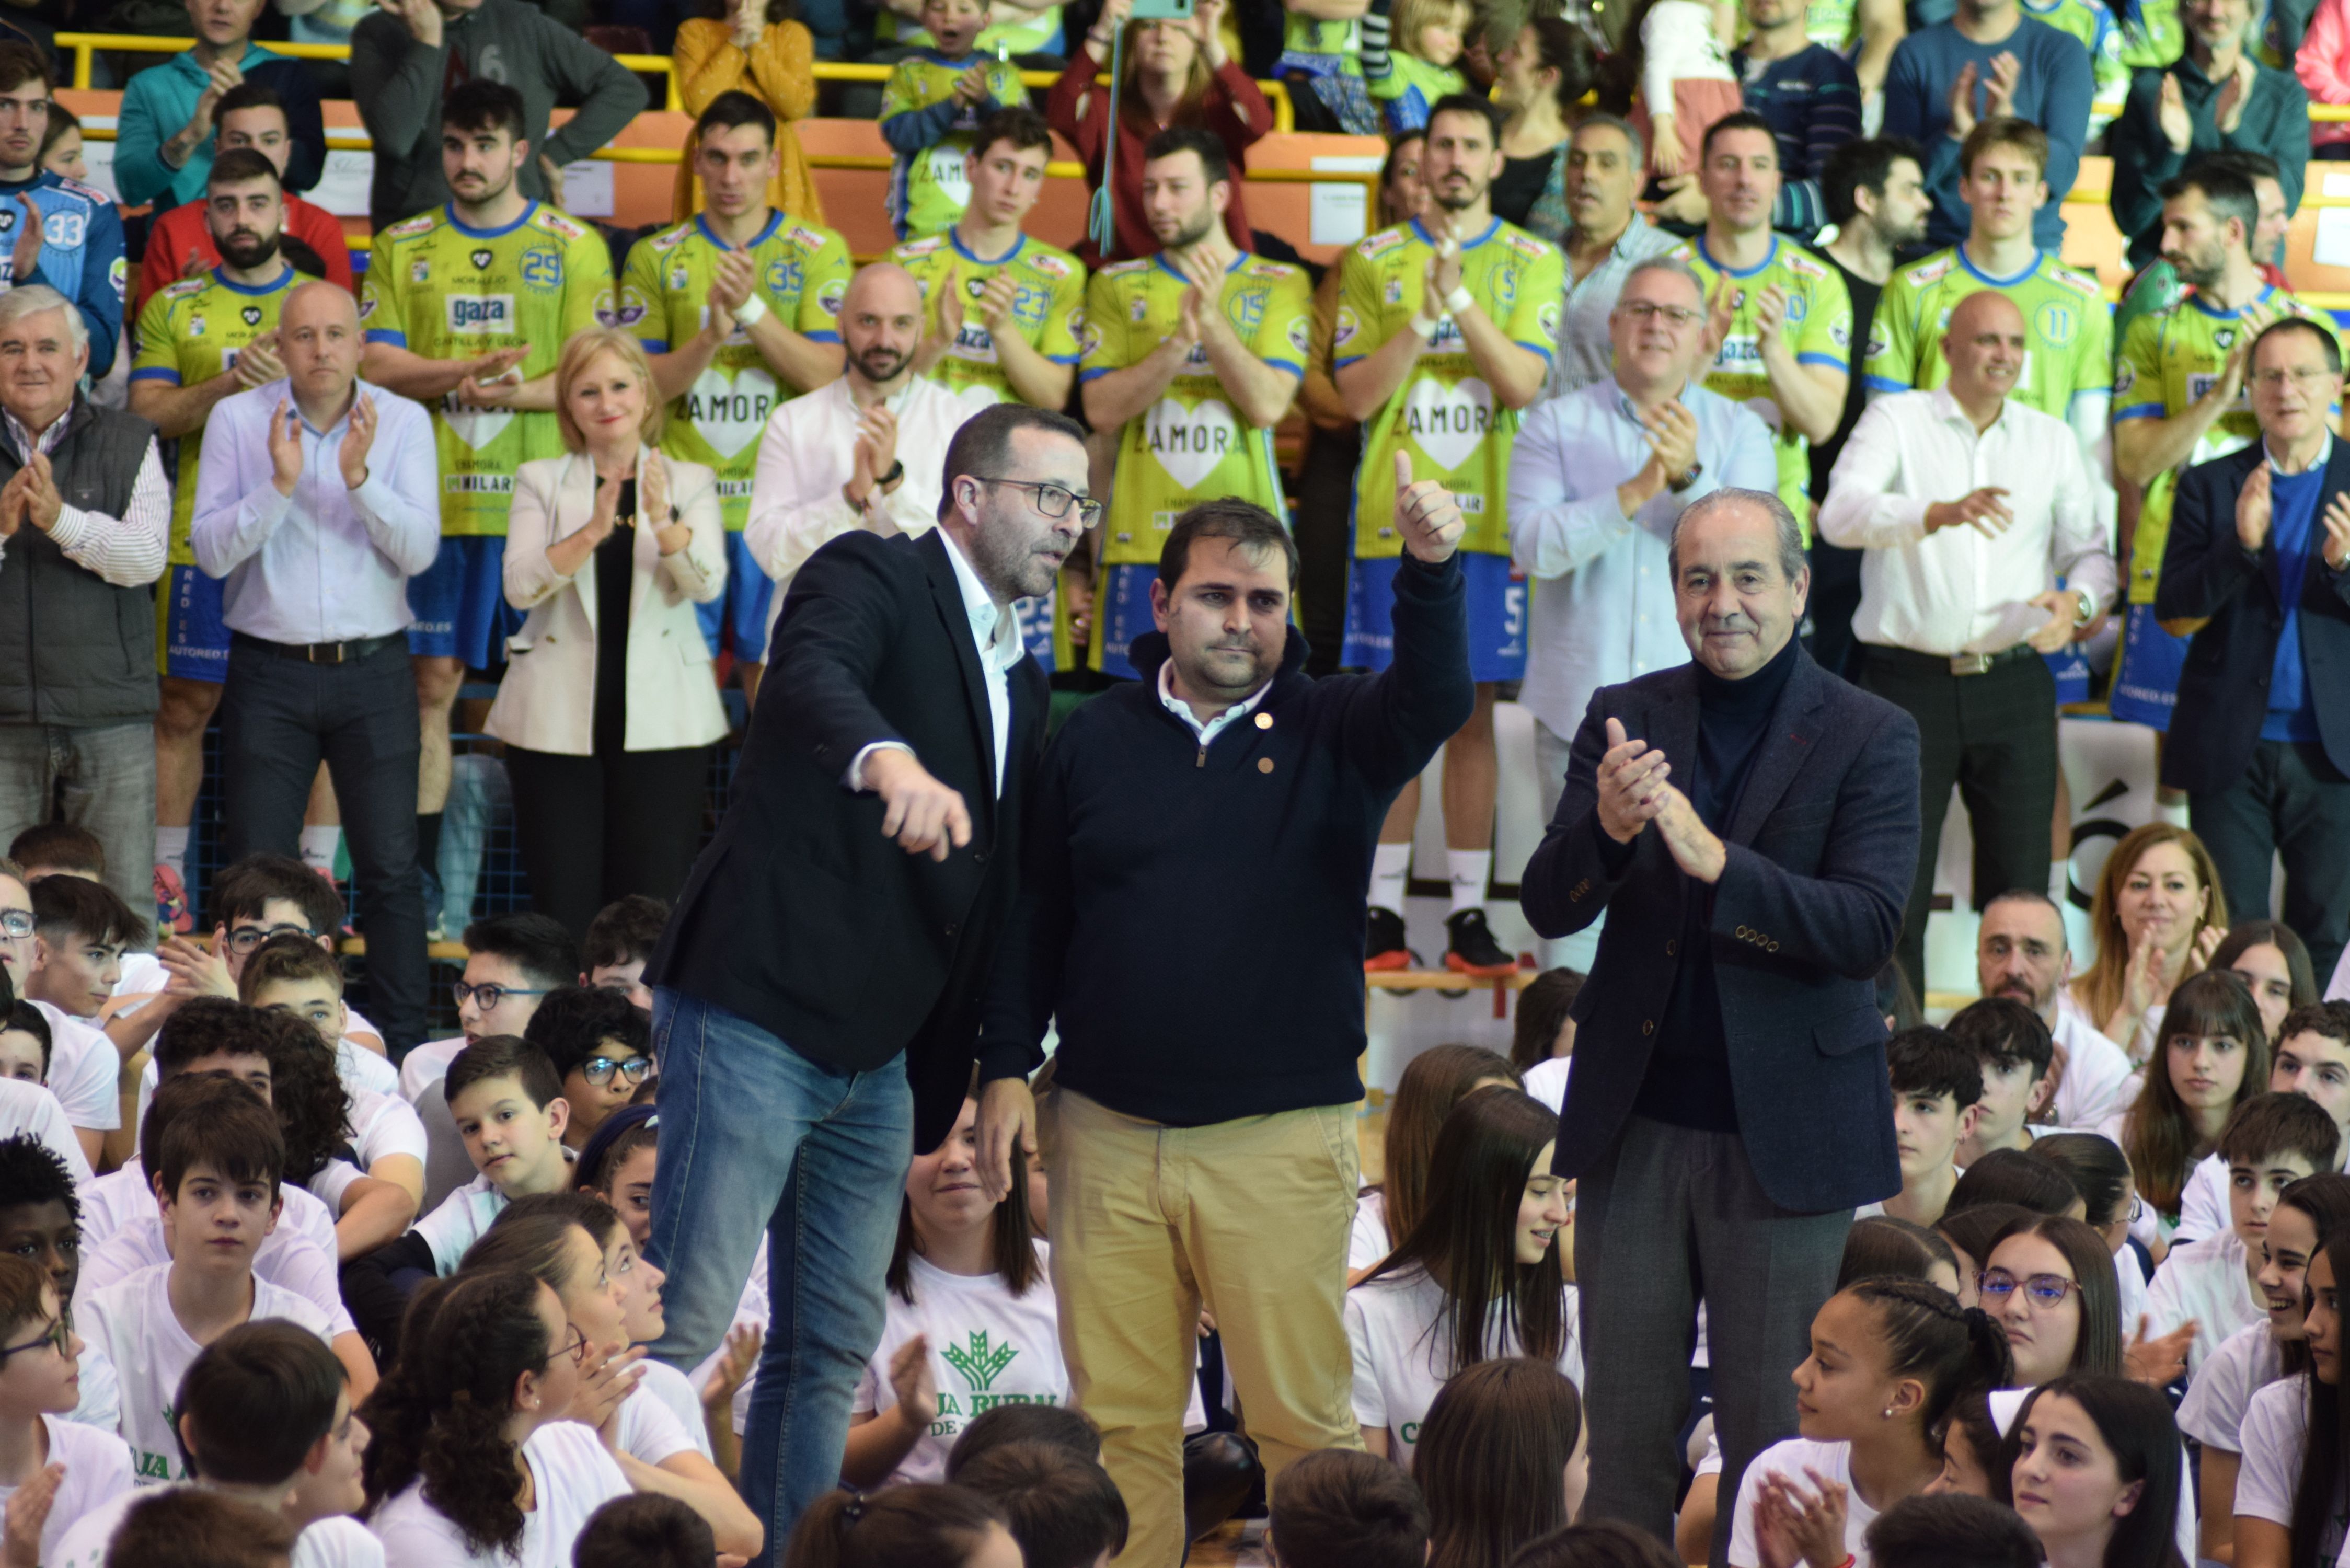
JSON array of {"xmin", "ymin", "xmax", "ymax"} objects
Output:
[
  {"xmin": 672, "ymin": 0, "xmax": 825, "ymax": 224},
  {"xmin": 486, "ymin": 328, "xmax": 730, "ymax": 942},
  {"xmin": 2068, "ymin": 823, "xmax": 2230, "ymax": 1062}
]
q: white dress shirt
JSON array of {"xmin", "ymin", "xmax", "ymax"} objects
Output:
[
  {"xmin": 743, "ymin": 373, "xmax": 982, "ymax": 637},
  {"xmin": 1508, "ymin": 376, "xmax": 1779, "ymax": 741},
  {"xmin": 188, "ymin": 378, "xmax": 440, "ymax": 643},
  {"xmin": 1156, "ymin": 659, "xmax": 1269, "ymax": 745},
  {"xmin": 1818, "ymin": 387, "xmax": 2117, "ymax": 657},
  {"xmin": 0, "ymin": 404, "xmax": 167, "ymax": 585},
  {"xmin": 847, "ymin": 528, "xmax": 1023, "ymax": 801}
]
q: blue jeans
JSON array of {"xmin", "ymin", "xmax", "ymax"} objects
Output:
[{"xmin": 644, "ymin": 989, "xmax": 913, "ymax": 1566}]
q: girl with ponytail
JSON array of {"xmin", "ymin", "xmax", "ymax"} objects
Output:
[
  {"xmin": 1727, "ymin": 1278, "xmax": 2013, "ymax": 1568},
  {"xmin": 783, "ymin": 1483, "xmax": 1020, "ymax": 1568},
  {"xmin": 361, "ymin": 1270, "xmax": 630, "ymax": 1567}
]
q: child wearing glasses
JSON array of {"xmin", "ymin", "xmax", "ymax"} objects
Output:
[
  {"xmin": 397, "ymin": 913, "xmax": 579, "ymax": 1108},
  {"xmin": 77, "ymin": 1087, "xmax": 336, "ymax": 1485},
  {"xmin": 361, "ymin": 1270, "xmax": 631, "ymax": 1568},
  {"xmin": 523, "ymin": 988, "xmax": 655, "ymax": 1153},
  {"xmin": 2143, "ymin": 1092, "xmax": 2337, "ymax": 1380},
  {"xmin": 0, "ymin": 1252, "xmax": 132, "ymax": 1561}
]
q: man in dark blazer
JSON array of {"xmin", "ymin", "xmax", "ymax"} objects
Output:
[
  {"xmin": 1520, "ymin": 487, "xmax": 1920, "ymax": 1564},
  {"xmin": 638, "ymin": 401, "xmax": 1089, "ymax": 1564},
  {"xmin": 2156, "ymin": 315, "xmax": 2350, "ymax": 982}
]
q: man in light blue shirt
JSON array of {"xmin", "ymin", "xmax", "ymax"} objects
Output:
[
  {"xmin": 1511, "ymin": 255, "xmax": 1778, "ymax": 832},
  {"xmin": 189, "ymin": 280, "xmax": 436, "ymax": 1050}
]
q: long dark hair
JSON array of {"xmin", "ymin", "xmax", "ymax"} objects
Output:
[
  {"xmin": 1996, "ymin": 1215, "xmax": 2124, "ymax": 1377},
  {"xmin": 1368, "ymin": 1087, "xmax": 1566, "ymax": 1372},
  {"xmin": 2210, "ymin": 920, "xmax": 2321, "ymax": 1034},
  {"xmin": 1841, "ymin": 1278, "xmax": 2013, "ymax": 1443},
  {"xmin": 786, "ymin": 1485, "xmax": 1007, "ymax": 1568},
  {"xmin": 2276, "ymin": 1175, "xmax": 2350, "ymax": 1379},
  {"xmin": 886, "ymin": 1101, "xmax": 1041, "ymax": 1304},
  {"xmin": 2291, "ymin": 1226, "xmax": 2350, "ymax": 1568},
  {"xmin": 1840, "ymin": 1216, "xmax": 1961, "ymax": 1289},
  {"xmin": 1994, "ymin": 1376, "xmax": 2185, "ymax": 1568},
  {"xmin": 1380, "ymin": 1047, "xmax": 1523, "ymax": 1247},
  {"xmin": 1510, "ymin": 973, "xmax": 1582, "ymax": 1073},
  {"xmin": 249, "ymin": 1007, "xmax": 351, "ymax": 1185},
  {"xmin": 2124, "ymin": 970, "xmax": 2270, "ymax": 1216},
  {"xmin": 359, "ymin": 1271, "xmax": 555, "ymax": 1558},
  {"xmin": 1416, "ymin": 1358, "xmax": 1584, "ymax": 1568}
]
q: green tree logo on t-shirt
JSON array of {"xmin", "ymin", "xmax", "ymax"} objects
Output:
[{"xmin": 941, "ymin": 1331, "xmax": 1018, "ymax": 1393}]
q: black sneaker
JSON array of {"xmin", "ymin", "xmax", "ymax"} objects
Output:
[
  {"xmin": 1364, "ymin": 905, "xmax": 1412, "ymax": 972},
  {"xmin": 1444, "ymin": 907, "xmax": 1518, "ymax": 977}
]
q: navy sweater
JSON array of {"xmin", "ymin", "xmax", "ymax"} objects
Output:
[
  {"xmin": 1880, "ymin": 17, "xmax": 2093, "ymax": 252},
  {"xmin": 976, "ymin": 551, "xmax": 1473, "ymax": 1126}
]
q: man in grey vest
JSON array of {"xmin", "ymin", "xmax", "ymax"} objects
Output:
[{"xmin": 0, "ymin": 287, "xmax": 170, "ymax": 919}]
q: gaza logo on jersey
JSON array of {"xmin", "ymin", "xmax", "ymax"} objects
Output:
[
  {"xmin": 446, "ymin": 295, "xmax": 517, "ymax": 333},
  {"xmin": 2034, "ymin": 301, "xmax": 2079, "ymax": 347},
  {"xmin": 521, "ymin": 248, "xmax": 562, "ymax": 292}
]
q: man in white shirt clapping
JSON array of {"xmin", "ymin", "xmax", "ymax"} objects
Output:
[{"xmin": 1819, "ymin": 289, "xmax": 2116, "ymax": 995}]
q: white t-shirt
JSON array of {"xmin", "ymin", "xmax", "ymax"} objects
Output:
[
  {"xmin": 371, "ymin": 1420, "xmax": 630, "ymax": 1568},
  {"xmin": 615, "ymin": 1382, "xmax": 697, "ymax": 1467},
  {"xmin": 0, "ymin": 1414, "xmax": 134, "ymax": 1561},
  {"xmin": 411, "ymin": 1172, "xmax": 512, "ymax": 1276},
  {"xmin": 851, "ymin": 1249, "xmax": 1070, "ymax": 1486},
  {"xmin": 1524, "ymin": 1056, "xmax": 1572, "ymax": 1113},
  {"xmin": 1729, "ymin": 1439, "xmax": 1878, "ymax": 1568},
  {"xmin": 2143, "ymin": 1228, "xmax": 2264, "ymax": 1378},
  {"xmin": 110, "ymin": 953, "xmax": 165, "ymax": 999},
  {"xmin": 2235, "ymin": 1375, "xmax": 2337, "ymax": 1553},
  {"xmin": 2176, "ymin": 1151, "xmax": 2242, "ymax": 1249},
  {"xmin": 77, "ymin": 1166, "xmax": 339, "ymax": 1260},
  {"xmin": 66, "ymin": 1341, "xmax": 119, "ymax": 1434},
  {"xmin": 29, "ymin": 1002, "xmax": 119, "ymax": 1133},
  {"xmin": 398, "ymin": 1037, "xmax": 467, "ymax": 1106},
  {"xmin": 0, "ymin": 1078, "xmax": 92, "ymax": 1183},
  {"xmin": 1345, "ymin": 1266, "xmax": 1584, "ymax": 1469},
  {"xmin": 2117, "ymin": 1237, "xmax": 2150, "ymax": 1342},
  {"xmin": 52, "ymin": 1486, "xmax": 385, "ymax": 1568},
  {"xmin": 2047, "ymin": 1008, "xmax": 2138, "ymax": 1135},
  {"xmin": 79, "ymin": 1214, "xmax": 358, "ymax": 1341},
  {"xmin": 2178, "ymin": 1320, "xmax": 2285, "ymax": 1454},
  {"xmin": 1989, "ymin": 1386, "xmax": 2198, "ymax": 1562},
  {"xmin": 346, "ymin": 1087, "xmax": 429, "ymax": 1171},
  {"xmin": 636, "ymin": 1358, "xmax": 713, "ymax": 1461},
  {"xmin": 1348, "ymin": 1190, "xmax": 1391, "ymax": 1273},
  {"xmin": 2326, "ymin": 944, "xmax": 2348, "ymax": 1004},
  {"xmin": 78, "ymin": 1262, "xmax": 335, "ymax": 1483}
]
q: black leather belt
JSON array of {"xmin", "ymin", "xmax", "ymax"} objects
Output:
[
  {"xmin": 231, "ymin": 631, "xmax": 404, "ymax": 665},
  {"xmin": 1864, "ymin": 643, "xmax": 2041, "ymax": 677}
]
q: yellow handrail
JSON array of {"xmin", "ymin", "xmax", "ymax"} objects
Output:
[{"xmin": 49, "ymin": 32, "xmax": 1296, "ymax": 132}]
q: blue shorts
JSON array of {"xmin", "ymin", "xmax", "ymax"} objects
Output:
[
  {"xmin": 1344, "ymin": 551, "xmax": 1526, "ymax": 681},
  {"xmin": 696, "ymin": 533, "xmax": 778, "ymax": 663},
  {"xmin": 2045, "ymin": 647, "xmax": 2091, "ymax": 706},
  {"xmin": 1089, "ymin": 563, "xmax": 1158, "ymax": 681},
  {"xmin": 156, "ymin": 564, "xmax": 230, "ymax": 683},
  {"xmin": 2109, "ymin": 603, "xmax": 2187, "ymax": 731},
  {"xmin": 406, "ymin": 536, "xmax": 521, "ymax": 670}
]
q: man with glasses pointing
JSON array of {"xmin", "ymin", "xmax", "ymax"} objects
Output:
[{"xmin": 648, "ymin": 395, "xmax": 1085, "ymax": 1564}]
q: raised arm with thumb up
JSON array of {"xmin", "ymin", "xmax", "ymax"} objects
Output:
[{"xmin": 1392, "ymin": 448, "xmax": 1465, "ymax": 564}]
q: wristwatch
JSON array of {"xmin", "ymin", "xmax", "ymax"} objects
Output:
[
  {"xmin": 1667, "ymin": 460, "xmax": 1704, "ymax": 495},
  {"xmin": 2071, "ymin": 586, "xmax": 2096, "ymax": 626},
  {"xmin": 878, "ymin": 459, "xmax": 905, "ymax": 490}
]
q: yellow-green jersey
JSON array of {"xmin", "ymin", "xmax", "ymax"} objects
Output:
[
  {"xmin": 893, "ymin": 228, "xmax": 1086, "ymax": 407},
  {"xmin": 1802, "ymin": 0, "xmax": 1860, "ymax": 51},
  {"xmin": 619, "ymin": 211, "xmax": 852, "ymax": 531},
  {"xmin": 362, "ymin": 202, "xmax": 614, "ymax": 537},
  {"xmin": 1279, "ymin": 11, "xmax": 1361, "ymax": 61},
  {"xmin": 878, "ymin": 5, "xmax": 1065, "ymax": 59},
  {"xmin": 1080, "ymin": 251, "xmax": 1311, "ymax": 566},
  {"xmin": 1338, "ymin": 218, "xmax": 1562, "ymax": 559},
  {"xmin": 1672, "ymin": 235, "xmax": 1854, "ymax": 524},
  {"xmin": 1863, "ymin": 247, "xmax": 2112, "ymax": 426},
  {"xmin": 129, "ymin": 263, "xmax": 299, "ymax": 565},
  {"xmin": 2114, "ymin": 287, "xmax": 2337, "ymax": 603},
  {"xmin": 878, "ymin": 52, "xmax": 1031, "ymax": 240}
]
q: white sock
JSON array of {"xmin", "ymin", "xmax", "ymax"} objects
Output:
[
  {"xmin": 300, "ymin": 826, "xmax": 342, "ymax": 877},
  {"xmin": 1448, "ymin": 849, "xmax": 1492, "ymax": 916},
  {"xmin": 1370, "ymin": 842, "xmax": 1411, "ymax": 913},
  {"xmin": 155, "ymin": 826, "xmax": 189, "ymax": 882}
]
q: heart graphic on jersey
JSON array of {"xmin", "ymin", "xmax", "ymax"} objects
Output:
[
  {"xmin": 240, "ymin": 306, "xmax": 262, "ymax": 327},
  {"xmin": 685, "ymin": 364, "xmax": 778, "ymax": 460},
  {"xmin": 470, "ymin": 248, "xmax": 494, "ymax": 272},
  {"xmin": 442, "ymin": 403, "xmax": 513, "ymax": 452},
  {"xmin": 1401, "ymin": 376, "xmax": 1494, "ymax": 474},
  {"xmin": 1144, "ymin": 394, "xmax": 1240, "ymax": 492}
]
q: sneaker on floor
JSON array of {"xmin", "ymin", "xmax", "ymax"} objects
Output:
[
  {"xmin": 154, "ymin": 864, "xmax": 193, "ymax": 935},
  {"xmin": 1364, "ymin": 905, "xmax": 1412, "ymax": 972},
  {"xmin": 1444, "ymin": 907, "xmax": 1517, "ymax": 977}
]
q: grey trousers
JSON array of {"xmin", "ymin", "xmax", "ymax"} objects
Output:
[
  {"xmin": 1574, "ymin": 1115, "xmax": 1851, "ymax": 1566},
  {"xmin": 0, "ymin": 719, "xmax": 155, "ymax": 920}
]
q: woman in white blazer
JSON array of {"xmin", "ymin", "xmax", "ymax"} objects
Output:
[{"xmin": 486, "ymin": 327, "xmax": 730, "ymax": 942}]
